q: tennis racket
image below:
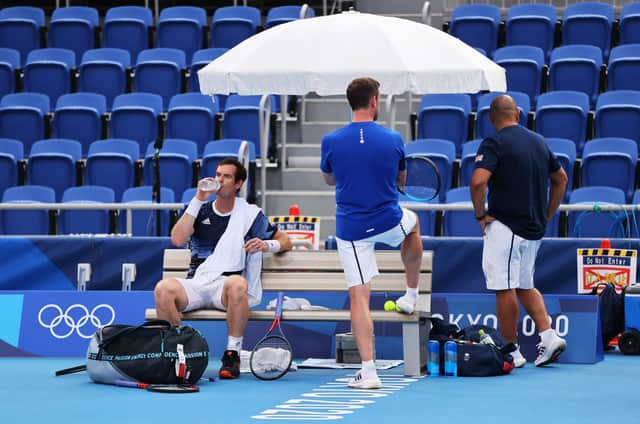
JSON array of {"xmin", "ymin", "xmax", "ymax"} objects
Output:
[
  {"xmin": 114, "ymin": 380, "xmax": 199, "ymax": 393},
  {"xmin": 399, "ymin": 155, "xmax": 441, "ymax": 201},
  {"xmin": 249, "ymin": 292, "xmax": 293, "ymax": 381}
]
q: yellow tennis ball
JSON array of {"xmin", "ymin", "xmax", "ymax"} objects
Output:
[{"xmin": 384, "ymin": 300, "xmax": 396, "ymax": 311}]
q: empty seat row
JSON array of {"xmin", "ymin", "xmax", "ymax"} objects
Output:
[
  {"xmin": 448, "ymin": 2, "xmax": 640, "ymax": 59},
  {"xmin": 0, "ymin": 5, "xmax": 314, "ymax": 65},
  {"xmin": 404, "ymin": 136, "xmax": 639, "ymax": 204},
  {"xmin": 415, "ymin": 89, "xmax": 640, "ymax": 157},
  {"xmin": 0, "ymin": 137, "xmax": 256, "ymax": 204},
  {"xmin": 0, "ymin": 91, "xmax": 273, "ymax": 158}
]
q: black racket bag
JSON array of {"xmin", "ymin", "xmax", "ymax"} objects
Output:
[{"xmin": 86, "ymin": 320, "xmax": 209, "ymax": 385}]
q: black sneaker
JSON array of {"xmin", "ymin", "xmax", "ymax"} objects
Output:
[{"xmin": 219, "ymin": 349, "xmax": 241, "ymax": 379}]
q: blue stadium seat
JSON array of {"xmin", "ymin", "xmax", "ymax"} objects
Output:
[
  {"xmin": 134, "ymin": 48, "xmax": 187, "ymax": 110},
  {"xmin": 189, "ymin": 47, "xmax": 228, "ymax": 109},
  {"xmin": 182, "ymin": 187, "xmax": 198, "ymax": 203},
  {"xmin": 28, "ymin": 138, "xmax": 82, "ymax": 202},
  {"xmin": 103, "ymin": 6, "xmax": 152, "ymax": 63},
  {"xmin": 549, "ymin": 45, "xmax": 603, "ymax": 107},
  {"xmin": 0, "ymin": 48, "xmax": 19, "ymax": 97},
  {"xmin": 535, "ymin": 91, "xmax": 590, "ymax": 156},
  {"xmin": 416, "ymin": 94, "xmax": 471, "ymax": 157},
  {"xmin": 405, "ymin": 139, "xmax": 456, "ymax": 202},
  {"xmin": 48, "ymin": 6, "xmax": 99, "ymax": 66},
  {"xmin": 0, "ymin": 92, "xmax": 49, "ymax": 154},
  {"xmin": 632, "ymin": 189, "xmax": 640, "ymax": 238},
  {"xmin": 1, "ymin": 185, "xmax": 54, "ymax": 235},
  {"xmin": 449, "ymin": 4, "xmax": 501, "ymax": 57},
  {"xmin": 59, "ymin": 185, "xmax": 115, "ymax": 234},
  {"xmin": 79, "ymin": 48, "xmax": 131, "ymax": 111},
  {"xmin": 210, "ymin": 6, "xmax": 261, "ymax": 49},
  {"xmin": 85, "ymin": 139, "xmax": 139, "ymax": 201},
  {"xmin": 607, "ymin": 44, "xmax": 640, "ymax": 91},
  {"xmin": 505, "ymin": 4, "xmax": 557, "ymax": 61},
  {"xmin": 475, "ymin": 91, "xmax": 531, "ymax": 139},
  {"xmin": 223, "ymin": 94, "xmax": 273, "ymax": 158},
  {"xmin": 120, "ymin": 185, "xmax": 174, "ymax": 236},
  {"xmin": 443, "ymin": 187, "xmax": 477, "ymax": 237},
  {"xmin": 265, "ymin": 5, "xmax": 315, "ymax": 28},
  {"xmin": 157, "ymin": 6, "xmax": 207, "ymax": 64},
  {"xmin": 595, "ymin": 90, "xmax": 640, "ymax": 145},
  {"xmin": 0, "ymin": 6, "xmax": 44, "ymax": 65},
  {"xmin": 53, "ymin": 93, "xmax": 107, "ymax": 155},
  {"xmin": 399, "ymin": 189, "xmax": 438, "ymax": 236},
  {"xmin": 568, "ymin": 186, "xmax": 627, "ymax": 238},
  {"xmin": 562, "ymin": 2, "xmax": 614, "ymax": 60},
  {"xmin": 493, "ymin": 46, "xmax": 546, "ymax": 105},
  {"xmin": 545, "ymin": 137, "xmax": 576, "ymax": 203},
  {"xmin": 23, "ymin": 48, "xmax": 75, "ymax": 108},
  {"xmin": 143, "ymin": 138, "xmax": 198, "ymax": 201},
  {"xmin": 109, "ymin": 93, "xmax": 163, "ymax": 150},
  {"xmin": 620, "ymin": 2, "xmax": 640, "ymax": 45},
  {"xmin": 581, "ymin": 137, "xmax": 638, "ymax": 202},
  {"xmin": 459, "ymin": 139, "xmax": 482, "ymax": 187},
  {"xmin": 166, "ymin": 93, "xmax": 219, "ymax": 156},
  {"xmin": 0, "ymin": 138, "xmax": 22, "ymax": 198}
]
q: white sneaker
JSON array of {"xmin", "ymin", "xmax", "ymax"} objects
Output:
[
  {"xmin": 534, "ymin": 334, "xmax": 567, "ymax": 367},
  {"xmin": 510, "ymin": 348, "xmax": 526, "ymax": 368},
  {"xmin": 395, "ymin": 295, "xmax": 415, "ymax": 314},
  {"xmin": 347, "ymin": 371, "xmax": 382, "ymax": 389}
]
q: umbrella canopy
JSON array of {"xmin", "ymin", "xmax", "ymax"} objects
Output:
[{"xmin": 198, "ymin": 11, "xmax": 506, "ymax": 96}]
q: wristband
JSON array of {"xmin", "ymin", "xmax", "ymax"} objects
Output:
[
  {"xmin": 475, "ymin": 214, "xmax": 486, "ymax": 221},
  {"xmin": 185, "ymin": 197, "xmax": 204, "ymax": 218},
  {"xmin": 265, "ymin": 240, "xmax": 281, "ymax": 253}
]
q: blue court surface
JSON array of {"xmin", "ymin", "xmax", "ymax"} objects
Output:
[{"xmin": 0, "ymin": 353, "xmax": 636, "ymax": 423}]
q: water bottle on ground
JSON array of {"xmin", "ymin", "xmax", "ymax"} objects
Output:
[
  {"xmin": 199, "ymin": 178, "xmax": 220, "ymax": 192},
  {"xmin": 444, "ymin": 340, "xmax": 457, "ymax": 377},
  {"xmin": 478, "ymin": 329, "xmax": 496, "ymax": 346},
  {"xmin": 428, "ymin": 340, "xmax": 440, "ymax": 376}
]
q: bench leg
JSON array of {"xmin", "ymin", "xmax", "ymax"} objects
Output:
[{"xmin": 402, "ymin": 318, "xmax": 430, "ymax": 377}]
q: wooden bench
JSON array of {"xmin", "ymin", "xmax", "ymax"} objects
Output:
[{"xmin": 145, "ymin": 249, "xmax": 433, "ymax": 376}]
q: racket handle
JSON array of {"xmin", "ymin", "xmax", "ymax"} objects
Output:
[
  {"xmin": 275, "ymin": 291, "xmax": 284, "ymax": 318},
  {"xmin": 113, "ymin": 379, "xmax": 149, "ymax": 389}
]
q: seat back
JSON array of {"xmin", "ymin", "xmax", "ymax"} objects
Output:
[
  {"xmin": 0, "ymin": 6, "xmax": 44, "ymax": 65},
  {"xmin": 157, "ymin": 6, "xmax": 207, "ymax": 63},
  {"xmin": 48, "ymin": 6, "xmax": 99, "ymax": 66},
  {"xmin": 459, "ymin": 139, "xmax": 482, "ymax": 187},
  {"xmin": 134, "ymin": 48, "xmax": 187, "ymax": 110},
  {"xmin": 620, "ymin": 2, "xmax": 640, "ymax": 45},
  {"xmin": 562, "ymin": 2, "xmax": 614, "ymax": 59},
  {"xmin": 535, "ymin": 91, "xmax": 590, "ymax": 156},
  {"xmin": 505, "ymin": 4, "xmax": 557, "ymax": 60},
  {"xmin": 59, "ymin": 185, "xmax": 115, "ymax": 234},
  {"xmin": 449, "ymin": 4, "xmax": 501, "ymax": 57},
  {"xmin": 581, "ymin": 137, "xmax": 638, "ymax": 202},
  {"xmin": 608, "ymin": 44, "xmax": 640, "ymax": 91},
  {"xmin": 86, "ymin": 138, "xmax": 139, "ymax": 201},
  {"xmin": 166, "ymin": 93, "xmax": 219, "ymax": 156},
  {"xmin": 0, "ymin": 92, "xmax": 49, "ymax": 153},
  {"xmin": 110, "ymin": 93, "xmax": 163, "ymax": 148},
  {"xmin": 121, "ymin": 185, "xmax": 175, "ymax": 236},
  {"xmin": 0, "ymin": 48, "xmax": 20, "ymax": 97},
  {"xmin": 493, "ymin": 46, "xmax": 545, "ymax": 104},
  {"xmin": 143, "ymin": 138, "xmax": 197, "ymax": 199},
  {"xmin": 223, "ymin": 94, "xmax": 270, "ymax": 158},
  {"xmin": 417, "ymin": 94, "xmax": 471, "ymax": 156},
  {"xmin": 1, "ymin": 184, "xmax": 54, "ymax": 235},
  {"xmin": 103, "ymin": 6, "xmax": 152, "ymax": 63},
  {"xmin": 189, "ymin": 48, "xmax": 228, "ymax": 92},
  {"xmin": 568, "ymin": 186, "xmax": 627, "ymax": 237},
  {"xmin": 28, "ymin": 138, "xmax": 82, "ymax": 201},
  {"xmin": 211, "ymin": 6, "xmax": 261, "ymax": 49},
  {"xmin": 443, "ymin": 187, "xmax": 477, "ymax": 237},
  {"xmin": 549, "ymin": 45, "xmax": 603, "ymax": 106},
  {"xmin": 595, "ymin": 90, "xmax": 640, "ymax": 144},
  {"xmin": 266, "ymin": 6, "xmax": 315, "ymax": 28},
  {"xmin": 0, "ymin": 137, "xmax": 22, "ymax": 198},
  {"xmin": 79, "ymin": 48, "xmax": 130, "ymax": 111},
  {"xmin": 23, "ymin": 48, "xmax": 75, "ymax": 108},
  {"xmin": 53, "ymin": 92, "xmax": 107, "ymax": 155},
  {"xmin": 405, "ymin": 139, "xmax": 456, "ymax": 202}
]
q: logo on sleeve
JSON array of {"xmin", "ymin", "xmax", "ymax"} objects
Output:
[
  {"xmin": 475, "ymin": 154, "xmax": 484, "ymax": 162},
  {"xmin": 201, "ymin": 218, "xmax": 211, "ymax": 225}
]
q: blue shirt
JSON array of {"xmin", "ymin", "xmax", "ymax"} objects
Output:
[
  {"xmin": 320, "ymin": 121, "xmax": 405, "ymax": 241},
  {"xmin": 188, "ymin": 202, "xmax": 277, "ymax": 275},
  {"xmin": 474, "ymin": 124, "xmax": 561, "ymax": 240}
]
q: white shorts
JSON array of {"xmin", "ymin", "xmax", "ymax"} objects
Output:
[
  {"xmin": 482, "ymin": 220, "xmax": 541, "ymax": 291},
  {"xmin": 336, "ymin": 208, "xmax": 418, "ymax": 287},
  {"xmin": 177, "ymin": 273, "xmax": 228, "ymax": 312}
]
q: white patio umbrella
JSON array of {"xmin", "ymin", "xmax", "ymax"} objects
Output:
[
  {"xmin": 198, "ymin": 11, "xmax": 506, "ymax": 96},
  {"xmin": 198, "ymin": 11, "xmax": 506, "ymax": 209}
]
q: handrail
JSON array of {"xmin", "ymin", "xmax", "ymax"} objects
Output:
[
  {"xmin": 422, "ymin": 1, "xmax": 432, "ymax": 26},
  {"xmin": 237, "ymin": 140, "xmax": 251, "ymax": 199},
  {"xmin": 300, "ymin": 4, "xmax": 313, "ymax": 19},
  {"xmin": 259, "ymin": 94, "xmax": 272, "ymax": 210},
  {"xmin": 398, "ymin": 202, "xmax": 640, "ymax": 212},
  {"xmin": 385, "ymin": 94, "xmax": 396, "ymax": 131}
]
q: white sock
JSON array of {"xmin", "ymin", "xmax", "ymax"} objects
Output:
[
  {"xmin": 404, "ymin": 287, "xmax": 418, "ymax": 302},
  {"xmin": 539, "ymin": 329, "xmax": 555, "ymax": 346},
  {"xmin": 361, "ymin": 360, "xmax": 377, "ymax": 378},
  {"xmin": 227, "ymin": 336, "xmax": 243, "ymax": 352}
]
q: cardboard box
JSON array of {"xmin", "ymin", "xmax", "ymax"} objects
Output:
[{"xmin": 335, "ymin": 333, "xmax": 375, "ymax": 364}]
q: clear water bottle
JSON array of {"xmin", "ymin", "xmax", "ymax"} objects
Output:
[
  {"xmin": 199, "ymin": 179, "xmax": 220, "ymax": 192},
  {"xmin": 478, "ymin": 329, "xmax": 496, "ymax": 346},
  {"xmin": 427, "ymin": 340, "xmax": 440, "ymax": 376},
  {"xmin": 444, "ymin": 340, "xmax": 457, "ymax": 377}
]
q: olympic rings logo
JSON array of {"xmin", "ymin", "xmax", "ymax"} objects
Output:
[{"xmin": 37, "ymin": 304, "xmax": 116, "ymax": 339}]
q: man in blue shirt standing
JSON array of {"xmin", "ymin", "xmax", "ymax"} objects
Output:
[
  {"xmin": 321, "ymin": 77, "xmax": 424, "ymax": 389},
  {"xmin": 471, "ymin": 95, "xmax": 568, "ymax": 368}
]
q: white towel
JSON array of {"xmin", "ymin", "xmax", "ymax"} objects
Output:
[{"xmin": 266, "ymin": 296, "xmax": 330, "ymax": 311}]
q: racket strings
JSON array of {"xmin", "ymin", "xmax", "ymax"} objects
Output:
[{"xmin": 250, "ymin": 336, "xmax": 292, "ymax": 379}]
